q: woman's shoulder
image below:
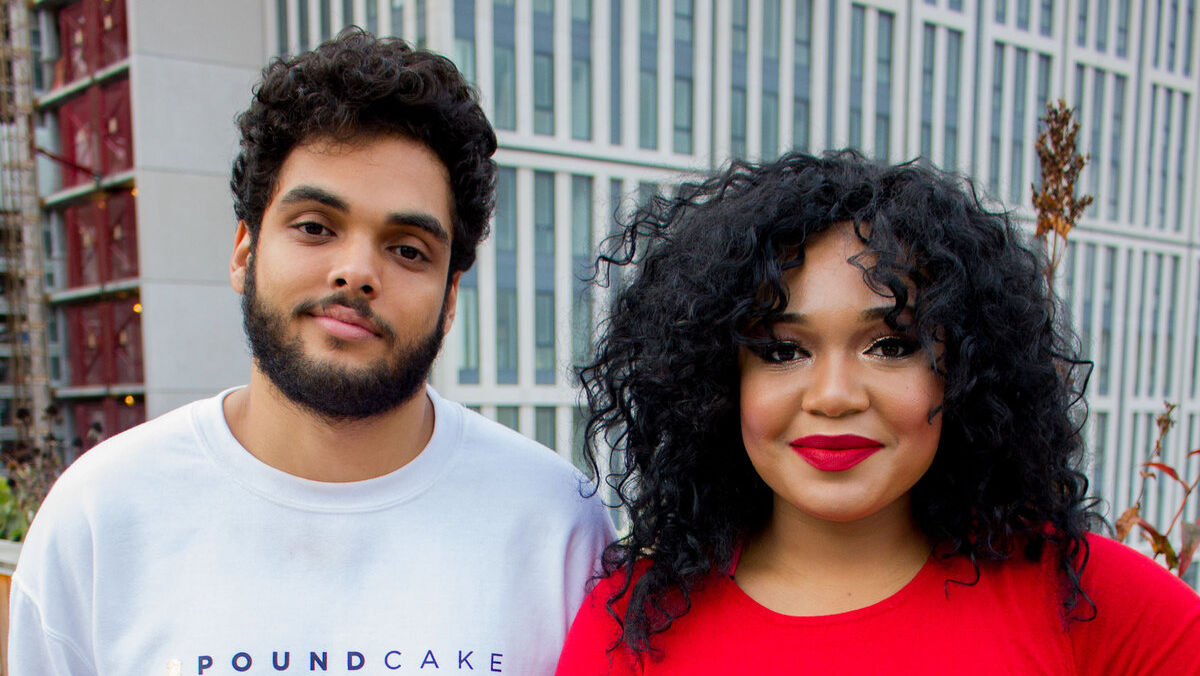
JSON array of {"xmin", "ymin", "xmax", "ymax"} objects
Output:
[{"xmin": 1067, "ymin": 533, "xmax": 1200, "ymax": 674}]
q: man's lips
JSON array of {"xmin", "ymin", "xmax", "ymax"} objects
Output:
[
  {"xmin": 311, "ymin": 305, "xmax": 381, "ymax": 340},
  {"xmin": 789, "ymin": 435, "xmax": 884, "ymax": 472}
]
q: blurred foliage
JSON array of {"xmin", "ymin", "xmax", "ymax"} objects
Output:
[{"xmin": 0, "ymin": 405, "xmax": 67, "ymax": 542}]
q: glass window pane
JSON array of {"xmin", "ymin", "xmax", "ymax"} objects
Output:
[
  {"xmin": 535, "ymin": 407, "xmax": 557, "ymax": 449},
  {"xmin": 496, "ymin": 406, "xmax": 519, "ymax": 430},
  {"xmin": 495, "ymin": 168, "xmax": 518, "ymax": 384}
]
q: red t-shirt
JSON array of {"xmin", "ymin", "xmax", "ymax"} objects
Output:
[{"xmin": 556, "ymin": 534, "xmax": 1200, "ymax": 675}]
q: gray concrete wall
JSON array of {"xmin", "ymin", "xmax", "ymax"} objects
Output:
[{"xmin": 127, "ymin": 0, "xmax": 268, "ymax": 416}]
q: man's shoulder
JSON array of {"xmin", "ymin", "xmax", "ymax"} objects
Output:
[{"xmin": 454, "ymin": 403, "xmax": 585, "ymax": 481}]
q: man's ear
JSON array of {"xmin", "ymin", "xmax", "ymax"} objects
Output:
[
  {"xmin": 441, "ymin": 270, "xmax": 462, "ymax": 337},
  {"xmin": 230, "ymin": 221, "xmax": 252, "ymax": 295}
]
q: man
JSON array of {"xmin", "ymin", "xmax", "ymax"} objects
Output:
[{"xmin": 10, "ymin": 30, "xmax": 613, "ymax": 675}]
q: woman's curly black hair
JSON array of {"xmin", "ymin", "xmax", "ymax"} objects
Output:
[
  {"xmin": 580, "ymin": 150, "xmax": 1101, "ymax": 656},
  {"xmin": 231, "ymin": 28, "xmax": 498, "ymax": 275}
]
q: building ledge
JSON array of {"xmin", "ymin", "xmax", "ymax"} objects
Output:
[
  {"xmin": 42, "ymin": 171, "xmax": 135, "ymax": 209},
  {"xmin": 47, "ymin": 277, "xmax": 140, "ymax": 305},
  {"xmin": 55, "ymin": 383, "xmax": 145, "ymax": 400},
  {"xmin": 35, "ymin": 59, "xmax": 131, "ymax": 110}
]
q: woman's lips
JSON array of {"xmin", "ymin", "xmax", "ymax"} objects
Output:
[{"xmin": 789, "ymin": 434, "xmax": 884, "ymax": 472}]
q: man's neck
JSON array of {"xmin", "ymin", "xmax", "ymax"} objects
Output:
[{"xmin": 222, "ymin": 368, "xmax": 436, "ymax": 482}]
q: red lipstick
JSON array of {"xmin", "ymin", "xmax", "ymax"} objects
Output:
[{"xmin": 789, "ymin": 434, "xmax": 884, "ymax": 472}]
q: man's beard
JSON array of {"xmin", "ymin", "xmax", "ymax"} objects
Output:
[{"xmin": 241, "ymin": 254, "xmax": 447, "ymax": 422}]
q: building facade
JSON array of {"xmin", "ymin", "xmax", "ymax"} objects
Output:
[{"xmin": 13, "ymin": 0, "xmax": 1200, "ymax": 538}]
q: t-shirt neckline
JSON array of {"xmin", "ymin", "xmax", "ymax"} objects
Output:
[{"xmin": 191, "ymin": 384, "xmax": 462, "ymax": 513}]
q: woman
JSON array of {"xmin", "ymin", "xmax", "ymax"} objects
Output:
[{"xmin": 557, "ymin": 151, "xmax": 1200, "ymax": 674}]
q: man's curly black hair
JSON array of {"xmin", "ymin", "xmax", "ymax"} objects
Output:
[
  {"xmin": 231, "ymin": 28, "xmax": 497, "ymax": 275},
  {"xmin": 580, "ymin": 150, "xmax": 1101, "ymax": 656}
]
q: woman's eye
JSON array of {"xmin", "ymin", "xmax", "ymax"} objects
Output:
[
  {"xmin": 763, "ymin": 342, "xmax": 805, "ymax": 363},
  {"xmin": 867, "ymin": 336, "xmax": 920, "ymax": 359}
]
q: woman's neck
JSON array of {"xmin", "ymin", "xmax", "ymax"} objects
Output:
[{"xmin": 733, "ymin": 496, "xmax": 932, "ymax": 616}]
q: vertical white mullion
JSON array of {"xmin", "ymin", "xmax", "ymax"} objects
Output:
[
  {"xmin": 378, "ymin": 0, "xmax": 393, "ymax": 36},
  {"xmin": 746, "ymin": 0, "xmax": 764, "ymax": 158},
  {"xmin": 477, "ymin": 0, "xmax": 495, "ymax": 123},
  {"xmin": 831, "ymin": 0, "xmax": 851, "ymax": 148},
  {"xmin": 711, "ymin": 0, "xmax": 733, "ymax": 161},
  {"xmin": 1112, "ymin": 247, "xmax": 1135, "ymax": 509},
  {"xmin": 1136, "ymin": 251, "xmax": 1155, "ymax": 397},
  {"xmin": 889, "ymin": 5, "xmax": 907, "ymax": 162},
  {"xmin": 695, "ymin": 0, "xmax": 715, "ymax": 162},
  {"xmin": 287, "ymin": 0, "xmax": 301, "ymax": 53},
  {"xmin": 658, "ymin": 0, "xmax": 674, "ymax": 156},
  {"xmin": 809, "ymin": 0, "xmax": 829, "ymax": 150},
  {"xmin": 959, "ymin": 17, "xmax": 977, "ymax": 174},
  {"xmin": 778, "ymin": 0, "xmax": 796, "ymax": 150},
  {"xmin": 621, "ymin": 0, "xmax": 639, "ymax": 150},
  {"xmin": 477, "ymin": 205, "xmax": 498, "ymax": 390},
  {"xmin": 592, "ymin": 0, "xmax": 610, "ymax": 150},
  {"xmin": 516, "ymin": 167, "xmax": 536, "ymax": 387},
  {"xmin": 431, "ymin": 0, "xmax": 454, "ymax": 50},
  {"xmin": 1081, "ymin": 67, "xmax": 1098, "ymax": 216},
  {"xmin": 974, "ymin": 32, "xmax": 994, "ymax": 179},
  {"xmin": 930, "ymin": 24, "xmax": 947, "ymax": 165},
  {"xmin": 553, "ymin": 172, "xmax": 572, "ymax": 394},
  {"xmin": 554, "ymin": 0, "xmax": 570, "ymax": 141},
  {"xmin": 556, "ymin": 404, "xmax": 572, "ymax": 464},
  {"xmin": 307, "ymin": 0, "xmax": 321, "ymax": 46},
  {"xmin": 515, "ymin": 0, "xmax": 534, "ymax": 135},
  {"xmin": 519, "ymin": 402, "xmax": 534, "ymax": 436},
  {"xmin": 1117, "ymin": 72, "xmax": 1136, "ymax": 226},
  {"xmin": 353, "ymin": 0, "xmax": 366, "ymax": 28},
  {"xmin": 1020, "ymin": 47, "xmax": 1038, "ymax": 209},
  {"xmin": 1186, "ymin": 93, "xmax": 1200, "ymax": 237},
  {"xmin": 861, "ymin": 8, "xmax": 878, "ymax": 156}
]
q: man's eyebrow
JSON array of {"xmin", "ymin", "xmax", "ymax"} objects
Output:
[
  {"xmin": 279, "ymin": 185, "xmax": 348, "ymax": 211},
  {"xmin": 279, "ymin": 185, "xmax": 450, "ymax": 245},
  {"xmin": 386, "ymin": 212, "xmax": 450, "ymax": 245}
]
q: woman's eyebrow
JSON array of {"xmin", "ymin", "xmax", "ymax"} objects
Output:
[{"xmin": 774, "ymin": 305, "xmax": 911, "ymax": 325}]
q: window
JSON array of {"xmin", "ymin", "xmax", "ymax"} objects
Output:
[
  {"xmin": 343, "ymin": 0, "xmax": 354, "ymax": 25},
  {"xmin": 366, "ymin": 0, "xmax": 379, "ymax": 34},
  {"xmin": 1040, "ymin": 0, "xmax": 1054, "ymax": 35},
  {"xmin": 794, "ymin": 0, "xmax": 812, "ymax": 150},
  {"xmin": 298, "ymin": 0, "xmax": 310, "ymax": 50},
  {"xmin": 731, "ymin": 0, "xmax": 749, "ymax": 157},
  {"xmin": 495, "ymin": 168, "xmax": 518, "ymax": 384},
  {"xmin": 320, "ymin": 0, "xmax": 331, "ymax": 40},
  {"xmin": 458, "ymin": 266, "xmax": 479, "ymax": 384},
  {"xmin": 534, "ymin": 0, "xmax": 555, "ymax": 135},
  {"xmin": 989, "ymin": 45, "xmax": 1005, "ymax": 196},
  {"xmin": 611, "ymin": 0, "xmax": 622, "ymax": 144},
  {"xmin": 571, "ymin": 176, "xmax": 594, "ymax": 366},
  {"xmin": 762, "ymin": 0, "xmax": 781, "ymax": 157},
  {"xmin": 494, "ymin": 0, "xmax": 516, "ymax": 130},
  {"xmin": 996, "ymin": 0, "xmax": 1007, "ymax": 23},
  {"xmin": 1089, "ymin": 70, "xmax": 1106, "ymax": 213},
  {"xmin": 1175, "ymin": 95, "xmax": 1189, "ymax": 230},
  {"xmin": 571, "ymin": 0, "xmax": 592, "ymax": 140},
  {"xmin": 1010, "ymin": 48, "xmax": 1028, "ymax": 203},
  {"xmin": 673, "ymin": 0, "xmax": 694, "ymax": 153},
  {"xmin": 1168, "ymin": 0, "xmax": 1179, "ymax": 69},
  {"xmin": 1018, "ymin": 0, "xmax": 1030, "ymax": 29},
  {"xmin": 875, "ymin": 12, "xmax": 894, "ymax": 160},
  {"xmin": 454, "ymin": 0, "xmax": 477, "ymax": 83},
  {"xmin": 534, "ymin": 172, "xmax": 556, "ymax": 384},
  {"xmin": 1097, "ymin": 0, "xmax": 1110, "ymax": 51},
  {"xmin": 276, "ymin": 0, "xmax": 288, "ymax": 54},
  {"xmin": 945, "ymin": 31, "xmax": 963, "ymax": 169},
  {"xmin": 1116, "ymin": 0, "xmax": 1130, "ymax": 56},
  {"xmin": 920, "ymin": 24, "xmax": 936, "ymax": 162},
  {"xmin": 1077, "ymin": 0, "xmax": 1088, "ymax": 47},
  {"xmin": 849, "ymin": 5, "xmax": 865, "ymax": 150},
  {"xmin": 1108, "ymin": 75, "xmax": 1125, "ymax": 220},
  {"xmin": 535, "ymin": 407, "xmax": 557, "ymax": 449},
  {"xmin": 639, "ymin": 0, "xmax": 659, "ymax": 149},
  {"xmin": 496, "ymin": 406, "xmax": 519, "ymax": 431}
]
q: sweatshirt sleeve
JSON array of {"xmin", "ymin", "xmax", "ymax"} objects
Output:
[
  {"xmin": 1069, "ymin": 534, "xmax": 1200, "ymax": 675},
  {"xmin": 9, "ymin": 577, "xmax": 98, "ymax": 676}
]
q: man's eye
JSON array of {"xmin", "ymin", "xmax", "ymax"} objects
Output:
[
  {"xmin": 867, "ymin": 336, "xmax": 920, "ymax": 359},
  {"xmin": 296, "ymin": 222, "xmax": 331, "ymax": 237},
  {"xmin": 395, "ymin": 245, "xmax": 426, "ymax": 261}
]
